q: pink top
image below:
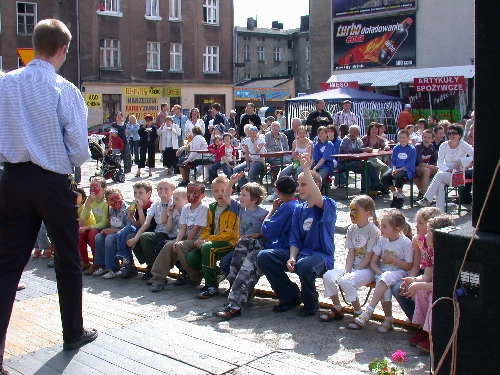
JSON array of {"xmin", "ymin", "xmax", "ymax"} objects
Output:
[{"xmin": 416, "ymin": 234, "xmax": 434, "ymax": 269}]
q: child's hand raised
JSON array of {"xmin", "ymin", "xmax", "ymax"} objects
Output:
[
  {"xmin": 298, "ymin": 153, "xmax": 311, "ymax": 170},
  {"xmin": 229, "ymin": 171, "xmax": 245, "ymax": 184}
]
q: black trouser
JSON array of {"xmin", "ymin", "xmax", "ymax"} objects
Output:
[
  {"xmin": 0, "ymin": 162, "xmax": 83, "ymax": 343},
  {"xmin": 139, "ymin": 141, "xmax": 156, "ymax": 168},
  {"xmin": 162, "ymin": 147, "xmax": 177, "ymax": 169},
  {"xmin": 381, "ymin": 169, "xmax": 409, "ymax": 189}
]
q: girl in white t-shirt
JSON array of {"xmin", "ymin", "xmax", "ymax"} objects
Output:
[
  {"xmin": 320, "ymin": 195, "xmax": 380, "ymax": 322},
  {"xmin": 349, "ymin": 209, "xmax": 413, "ymax": 333}
]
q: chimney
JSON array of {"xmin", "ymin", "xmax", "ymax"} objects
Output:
[
  {"xmin": 278, "ymin": 23, "xmax": 283, "ymax": 30},
  {"xmin": 271, "ymin": 20, "xmax": 279, "ymax": 29},
  {"xmin": 247, "ymin": 17, "xmax": 255, "ymax": 30},
  {"xmin": 300, "ymin": 15, "xmax": 309, "ymax": 32}
]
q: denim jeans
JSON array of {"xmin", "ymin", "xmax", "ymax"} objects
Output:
[
  {"xmin": 392, "ymin": 279, "xmax": 415, "ymax": 321},
  {"xmin": 220, "ymin": 250, "xmax": 233, "ymax": 277},
  {"xmin": 116, "ymin": 225, "xmax": 138, "ymax": 261},
  {"xmin": 94, "ymin": 232, "xmax": 119, "ymax": 270},
  {"xmin": 257, "ymin": 248, "xmax": 326, "ymax": 311},
  {"xmin": 233, "ymin": 161, "xmax": 264, "ymax": 188},
  {"xmin": 129, "ymin": 139, "xmax": 140, "ymax": 165},
  {"xmin": 37, "ymin": 222, "xmax": 51, "ymax": 249}
]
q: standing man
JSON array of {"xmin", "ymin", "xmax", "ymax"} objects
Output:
[
  {"xmin": 0, "ymin": 19, "xmax": 97, "ymax": 354},
  {"xmin": 239, "ymin": 102, "xmax": 262, "ymax": 139},
  {"xmin": 284, "ymin": 118, "xmax": 302, "ymax": 150},
  {"xmin": 332, "ymin": 100, "xmax": 357, "ymax": 133},
  {"xmin": 172, "ymin": 104, "xmax": 187, "ymax": 145},
  {"xmin": 397, "ymin": 104, "xmax": 414, "ymax": 129},
  {"xmin": 211, "ymin": 103, "xmax": 227, "ymax": 130},
  {"xmin": 156, "ymin": 103, "xmax": 169, "ymax": 128},
  {"xmin": 307, "ymin": 99, "xmax": 334, "ymax": 140},
  {"xmin": 427, "ymin": 114, "xmax": 439, "ymax": 129}
]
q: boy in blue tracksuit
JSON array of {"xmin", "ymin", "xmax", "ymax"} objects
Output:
[{"xmin": 381, "ymin": 128, "xmax": 416, "ymax": 209}]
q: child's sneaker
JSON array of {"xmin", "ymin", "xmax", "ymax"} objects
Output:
[
  {"xmin": 120, "ymin": 263, "xmax": 138, "ymax": 278},
  {"xmin": 102, "ymin": 270, "xmax": 121, "ymax": 279},
  {"xmin": 416, "ymin": 197, "xmax": 430, "ymax": 207},
  {"xmin": 92, "ymin": 267, "xmax": 108, "ymax": 277},
  {"xmin": 416, "ymin": 337, "xmax": 431, "ymax": 353},
  {"xmin": 409, "ymin": 328, "xmax": 428, "ymax": 346},
  {"xmin": 195, "ymin": 285, "xmax": 219, "ymax": 299}
]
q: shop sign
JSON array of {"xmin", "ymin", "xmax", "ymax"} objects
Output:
[
  {"xmin": 414, "ymin": 76, "xmax": 466, "ymax": 92},
  {"xmin": 164, "ymin": 87, "xmax": 182, "ymax": 97},
  {"xmin": 123, "ymin": 87, "xmax": 162, "ymax": 96},
  {"xmin": 320, "ymin": 81, "xmax": 359, "ymax": 90},
  {"xmin": 85, "ymin": 93, "xmax": 101, "ymax": 107},
  {"xmin": 124, "ymin": 87, "xmax": 160, "ymax": 119},
  {"xmin": 333, "ymin": 14, "xmax": 416, "ymax": 70},
  {"xmin": 332, "ymin": 0, "xmax": 417, "ymax": 20},
  {"xmin": 234, "ymin": 87, "xmax": 289, "ymax": 101}
]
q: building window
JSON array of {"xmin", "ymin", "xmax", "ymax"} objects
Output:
[
  {"xmin": 203, "ymin": 0, "xmax": 218, "ymax": 25},
  {"xmin": 17, "ymin": 2, "xmax": 36, "ymax": 34},
  {"xmin": 170, "ymin": 43, "xmax": 182, "ymax": 71},
  {"xmin": 287, "ymin": 40, "xmax": 294, "ymax": 49},
  {"xmin": 203, "ymin": 45, "xmax": 219, "ymax": 73},
  {"xmin": 257, "ymin": 46, "xmax": 264, "ymax": 61},
  {"xmin": 287, "ymin": 61, "xmax": 294, "ymax": 75},
  {"xmin": 244, "ymin": 73, "xmax": 251, "ymax": 81},
  {"xmin": 100, "ymin": 39, "xmax": 121, "ymax": 69},
  {"xmin": 244, "ymin": 45, "xmax": 250, "ymax": 61},
  {"xmin": 146, "ymin": 42, "xmax": 161, "ymax": 71},
  {"xmin": 306, "ymin": 43, "xmax": 310, "ymax": 61},
  {"xmin": 145, "ymin": 0, "xmax": 160, "ymax": 19},
  {"xmin": 98, "ymin": 0, "xmax": 121, "ymax": 13},
  {"xmin": 169, "ymin": 0, "xmax": 181, "ymax": 20},
  {"xmin": 258, "ymin": 74, "xmax": 264, "ymax": 78},
  {"xmin": 258, "ymin": 37, "xmax": 265, "ymax": 42},
  {"xmin": 273, "ymin": 47, "xmax": 281, "ymax": 62}
]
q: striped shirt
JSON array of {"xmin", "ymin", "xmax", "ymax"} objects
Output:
[
  {"xmin": 0, "ymin": 59, "xmax": 90, "ymax": 174},
  {"xmin": 333, "ymin": 110, "xmax": 358, "ymax": 126}
]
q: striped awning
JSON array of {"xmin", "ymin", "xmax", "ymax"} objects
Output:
[{"xmin": 327, "ymin": 65, "xmax": 475, "ymax": 87}]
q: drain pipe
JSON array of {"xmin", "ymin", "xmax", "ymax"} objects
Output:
[{"xmin": 76, "ymin": 0, "xmax": 81, "ymax": 91}]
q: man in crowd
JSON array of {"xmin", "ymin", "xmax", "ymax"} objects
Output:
[
  {"xmin": 427, "ymin": 114, "xmax": 439, "ymax": 129},
  {"xmin": 397, "ymin": 104, "xmax": 414, "ymax": 129},
  {"xmin": 432, "ymin": 125, "xmax": 446, "ymax": 150},
  {"xmin": 332, "ymin": 100, "xmax": 357, "ymax": 133},
  {"xmin": 239, "ymin": 102, "xmax": 262, "ymax": 139},
  {"xmin": 228, "ymin": 109, "xmax": 238, "ymax": 131},
  {"xmin": 156, "ymin": 103, "xmax": 169, "ymax": 128},
  {"xmin": 306, "ymin": 99, "xmax": 334, "ymax": 139}
]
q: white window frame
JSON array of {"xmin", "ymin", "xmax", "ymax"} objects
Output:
[
  {"xmin": 203, "ymin": 0, "xmax": 219, "ymax": 25},
  {"xmin": 169, "ymin": 0, "xmax": 182, "ymax": 20},
  {"xmin": 273, "ymin": 47, "xmax": 281, "ymax": 62},
  {"xmin": 100, "ymin": 39, "xmax": 122, "ymax": 69},
  {"xmin": 145, "ymin": 0, "xmax": 161, "ymax": 20},
  {"xmin": 257, "ymin": 46, "xmax": 264, "ymax": 62},
  {"xmin": 244, "ymin": 45, "xmax": 250, "ymax": 61},
  {"xmin": 97, "ymin": 0, "xmax": 123, "ymax": 17},
  {"xmin": 170, "ymin": 43, "xmax": 183, "ymax": 72},
  {"xmin": 146, "ymin": 41, "xmax": 161, "ymax": 71},
  {"xmin": 203, "ymin": 45, "xmax": 219, "ymax": 74},
  {"xmin": 16, "ymin": 2, "xmax": 37, "ymax": 35}
]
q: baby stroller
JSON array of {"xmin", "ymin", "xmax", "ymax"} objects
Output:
[{"xmin": 88, "ymin": 137, "xmax": 126, "ymax": 182}]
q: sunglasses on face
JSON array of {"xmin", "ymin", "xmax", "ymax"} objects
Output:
[{"xmin": 447, "ymin": 131, "xmax": 459, "ymax": 136}]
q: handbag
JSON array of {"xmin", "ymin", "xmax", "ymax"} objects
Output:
[{"xmin": 450, "ymin": 170, "xmax": 465, "ymax": 187}]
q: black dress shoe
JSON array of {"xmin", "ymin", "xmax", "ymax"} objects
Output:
[{"xmin": 63, "ymin": 328, "xmax": 98, "ymax": 350}]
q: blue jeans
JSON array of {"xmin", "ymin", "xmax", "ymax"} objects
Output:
[
  {"xmin": 209, "ymin": 162, "xmax": 235, "ymax": 183},
  {"xmin": 37, "ymin": 222, "xmax": 51, "ymax": 249},
  {"xmin": 391, "ymin": 268, "xmax": 424, "ymax": 320},
  {"xmin": 116, "ymin": 225, "xmax": 138, "ymax": 261},
  {"xmin": 220, "ymin": 250, "xmax": 233, "ymax": 277},
  {"xmin": 233, "ymin": 161, "xmax": 264, "ymax": 188},
  {"xmin": 94, "ymin": 232, "xmax": 119, "ymax": 270},
  {"xmin": 257, "ymin": 248, "xmax": 326, "ymax": 311},
  {"xmin": 129, "ymin": 139, "xmax": 140, "ymax": 165}
]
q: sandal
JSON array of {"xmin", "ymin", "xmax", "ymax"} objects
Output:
[
  {"xmin": 377, "ymin": 318, "xmax": 393, "ymax": 334},
  {"xmin": 319, "ymin": 308, "xmax": 345, "ymax": 322},
  {"xmin": 347, "ymin": 311, "xmax": 371, "ymax": 330}
]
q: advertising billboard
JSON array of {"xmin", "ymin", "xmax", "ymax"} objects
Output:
[
  {"xmin": 332, "ymin": 0, "xmax": 417, "ymax": 20},
  {"xmin": 333, "ymin": 14, "xmax": 416, "ymax": 70}
]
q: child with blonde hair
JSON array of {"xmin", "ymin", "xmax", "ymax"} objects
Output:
[
  {"xmin": 320, "ymin": 195, "xmax": 380, "ymax": 321},
  {"xmin": 349, "ymin": 209, "xmax": 413, "ymax": 333}
]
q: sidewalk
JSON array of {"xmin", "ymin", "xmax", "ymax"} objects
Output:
[{"xmin": 5, "ymin": 157, "xmax": 472, "ymax": 374}]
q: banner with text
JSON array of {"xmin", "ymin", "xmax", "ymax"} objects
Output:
[
  {"xmin": 334, "ymin": 14, "xmax": 416, "ymax": 70},
  {"xmin": 124, "ymin": 87, "xmax": 162, "ymax": 120},
  {"xmin": 85, "ymin": 94, "xmax": 102, "ymax": 107},
  {"xmin": 234, "ymin": 87, "xmax": 289, "ymax": 101},
  {"xmin": 332, "ymin": 0, "xmax": 417, "ymax": 20},
  {"xmin": 320, "ymin": 81, "xmax": 359, "ymax": 91},
  {"xmin": 414, "ymin": 76, "xmax": 466, "ymax": 92}
]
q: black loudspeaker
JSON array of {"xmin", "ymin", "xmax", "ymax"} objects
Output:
[
  {"xmin": 472, "ymin": 0, "xmax": 500, "ymax": 233},
  {"xmin": 433, "ymin": 223, "xmax": 500, "ymax": 374}
]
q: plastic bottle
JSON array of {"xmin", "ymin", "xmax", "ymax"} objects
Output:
[{"xmin": 378, "ymin": 17, "xmax": 413, "ymax": 66}]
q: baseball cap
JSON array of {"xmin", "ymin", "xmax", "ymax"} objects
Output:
[
  {"xmin": 230, "ymin": 110, "xmax": 237, "ymax": 114},
  {"xmin": 275, "ymin": 176, "xmax": 297, "ymax": 195},
  {"xmin": 109, "ymin": 129, "xmax": 118, "ymax": 133},
  {"xmin": 405, "ymin": 104, "xmax": 412, "ymax": 109},
  {"xmin": 342, "ymin": 100, "xmax": 352, "ymax": 105},
  {"xmin": 215, "ymin": 125, "xmax": 224, "ymax": 133}
]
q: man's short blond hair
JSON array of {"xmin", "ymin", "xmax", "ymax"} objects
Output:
[{"xmin": 33, "ymin": 19, "xmax": 71, "ymax": 58}]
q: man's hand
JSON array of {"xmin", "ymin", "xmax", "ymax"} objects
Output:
[
  {"xmin": 194, "ymin": 238, "xmax": 206, "ymax": 248},
  {"xmin": 286, "ymin": 258, "xmax": 296, "ymax": 272}
]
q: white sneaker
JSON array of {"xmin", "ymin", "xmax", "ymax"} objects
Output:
[
  {"xmin": 92, "ymin": 267, "xmax": 108, "ymax": 276},
  {"xmin": 416, "ymin": 197, "xmax": 430, "ymax": 207},
  {"xmin": 102, "ymin": 270, "xmax": 122, "ymax": 279}
]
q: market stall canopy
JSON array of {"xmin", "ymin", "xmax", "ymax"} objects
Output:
[
  {"xmin": 286, "ymin": 87, "xmax": 402, "ymax": 102},
  {"xmin": 286, "ymin": 87, "xmax": 403, "ymax": 139},
  {"xmin": 326, "ymin": 65, "xmax": 474, "ymax": 87}
]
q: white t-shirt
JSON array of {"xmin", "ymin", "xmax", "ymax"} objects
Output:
[
  {"xmin": 243, "ymin": 136, "xmax": 266, "ymax": 162},
  {"xmin": 147, "ymin": 199, "xmax": 173, "ymax": 235},
  {"xmin": 345, "ymin": 222, "xmax": 380, "ymax": 270},
  {"xmin": 179, "ymin": 203, "xmax": 208, "ymax": 240},
  {"xmin": 372, "ymin": 235, "xmax": 413, "ymax": 272}
]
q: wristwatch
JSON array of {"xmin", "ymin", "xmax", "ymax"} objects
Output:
[{"xmin": 161, "ymin": 203, "xmax": 168, "ymax": 207}]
